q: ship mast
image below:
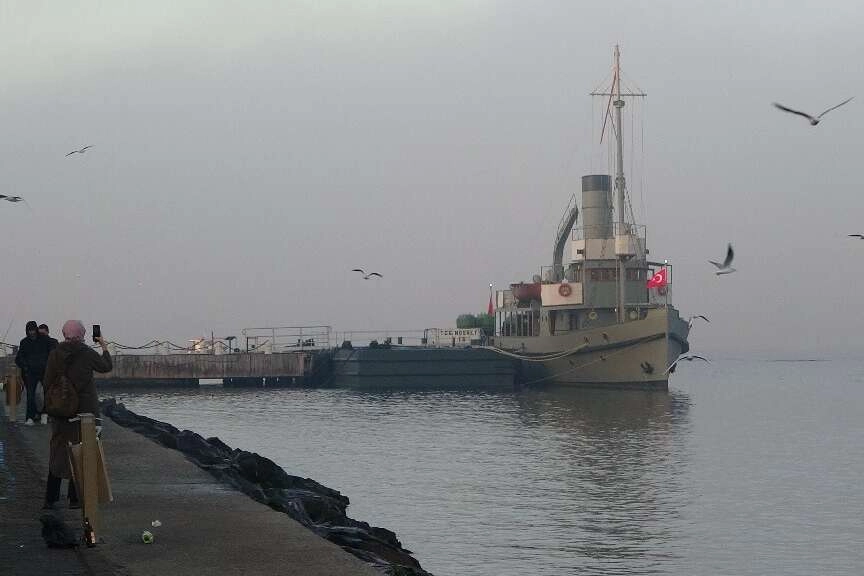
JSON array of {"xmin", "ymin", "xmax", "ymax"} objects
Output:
[
  {"xmin": 591, "ymin": 45, "xmax": 645, "ymax": 323},
  {"xmin": 612, "ymin": 47, "xmax": 627, "ymax": 323}
]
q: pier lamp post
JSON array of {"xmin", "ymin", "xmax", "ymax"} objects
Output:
[{"xmin": 488, "ymin": 283, "xmax": 494, "ymax": 342}]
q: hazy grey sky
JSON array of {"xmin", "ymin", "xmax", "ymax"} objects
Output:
[{"xmin": 2, "ymin": 1, "xmax": 863, "ymax": 357}]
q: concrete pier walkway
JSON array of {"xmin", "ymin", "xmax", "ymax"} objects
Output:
[{"xmin": 1, "ymin": 403, "xmax": 379, "ymax": 576}]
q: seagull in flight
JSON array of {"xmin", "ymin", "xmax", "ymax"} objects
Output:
[
  {"xmin": 0, "ymin": 195, "xmax": 31, "ymax": 209},
  {"xmin": 664, "ymin": 354, "xmax": 710, "ymax": 375},
  {"xmin": 773, "ymin": 98, "xmax": 854, "ymax": 126},
  {"xmin": 709, "ymin": 244, "xmax": 736, "ymax": 275},
  {"xmin": 352, "ymin": 268, "xmax": 382, "ymax": 280},
  {"xmin": 848, "ymin": 234, "xmax": 864, "ymax": 239},
  {"xmin": 687, "ymin": 315, "xmax": 710, "ymax": 328},
  {"xmin": 65, "ymin": 145, "xmax": 93, "ymax": 157}
]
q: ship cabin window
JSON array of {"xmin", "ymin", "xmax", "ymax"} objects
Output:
[
  {"xmin": 588, "ymin": 268, "xmax": 647, "ymax": 282},
  {"xmin": 626, "ymin": 269, "xmax": 647, "ymax": 281},
  {"xmin": 590, "ymin": 268, "xmax": 618, "ymax": 282},
  {"xmin": 498, "ymin": 308, "xmax": 539, "ymax": 337},
  {"xmin": 566, "ymin": 267, "xmax": 583, "ymax": 282}
]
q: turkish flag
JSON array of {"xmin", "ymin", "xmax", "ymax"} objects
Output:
[
  {"xmin": 646, "ymin": 267, "xmax": 668, "ymax": 288},
  {"xmin": 488, "ymin": 293, "xmax": 494, "ymax": 315}
]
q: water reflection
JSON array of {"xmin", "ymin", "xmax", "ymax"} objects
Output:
[{"xmin": 515, "ymin": 388, "xmax": 692, "ymax": 573}]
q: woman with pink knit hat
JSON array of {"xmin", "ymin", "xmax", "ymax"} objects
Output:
[{"xmin": 41, "ymin": 320, "xmax": 112, "ymax": 509}]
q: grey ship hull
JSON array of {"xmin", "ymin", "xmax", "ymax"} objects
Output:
[{"xmin": 493, "ymin": 307, "xmax": 689, "ymax": 388}]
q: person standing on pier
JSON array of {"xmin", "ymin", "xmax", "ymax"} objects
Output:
[
  {"xmin": 39, "ymin": 324, "xmax": 59, "ymax": 425},
  {"xmin": 42, "ymin": 320, "xmax": 112, "ymax": 509},
  {"xmin": 39, "ymin": 323, "xmax": 59, "ymax": 348},
  {"xmin": 15, "ymin": 320, "xmax": 56, "ymax": 425}
]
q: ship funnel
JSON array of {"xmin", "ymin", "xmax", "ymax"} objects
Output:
[{"xmin": 581, "ymin": 175, "xmax": 612, "ymax": 239}]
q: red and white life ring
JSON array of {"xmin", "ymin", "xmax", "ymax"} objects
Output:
[{"xmin": 558, "ymin": 283, "xmax": 572, "ymax": 297}]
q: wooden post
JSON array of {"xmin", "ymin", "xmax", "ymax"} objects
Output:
[
  {"xmin": 79, "ymin": 413, "xmax": 100, "ymax": 539},
  {"xmin": 5, "ymin": 369, "xmax": 20, "ymax": 422}
]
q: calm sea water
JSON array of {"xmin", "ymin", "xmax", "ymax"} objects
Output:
[{"xmin": 114, "ymin": 360, "xmax": 864, "ymax": 576}]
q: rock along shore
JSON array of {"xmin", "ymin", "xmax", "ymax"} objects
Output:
[{"xmin": 101, "ymin": 398, "xmax": 433, "ymax": 576}]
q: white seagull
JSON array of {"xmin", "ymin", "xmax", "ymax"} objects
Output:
[
  {"xmin": 352, "ymin": 268, "xmax": 382, "ymax": 280},
  {"xmin": 65, "ymin": 145, "xmax": 93, "ymax": 157},
  {"xmin": 709, "ymin": 244, "xmax": 736, "ymax": 275},
  {"xmin": 773, "ymin": 97, "xmax": 854, "ymax": 126},
  {"xmin": 687, "ymin": 315, "xmax": 710, "ymax": 328},
  {"xmin": 664, "ymin": 354, "xmax": 710, "ymax": 375}
]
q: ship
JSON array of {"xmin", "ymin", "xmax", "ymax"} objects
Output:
[{"xmin": 489, "ymin": 46, "xmax": 690, "ymax": 388}]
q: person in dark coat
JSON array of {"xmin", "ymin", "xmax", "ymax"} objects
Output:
[
  {"xmin": 38, "ymin": 324, "xmax": 59, "ymax": 347},
  {"xmin": 42, "ymin": 320, "xmax": 112, "ymax": 509},
  {"xmin": 15, "ymin": 320, "xmax": 56, "ymax": 425},
  {"xmin": 38, "ymin": 324, "xmax": 60, "ymax": 424}
]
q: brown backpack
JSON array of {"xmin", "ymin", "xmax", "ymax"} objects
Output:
[{"xmin": 44, "ymin": 352, "xmax": 80, "ymax": 419}]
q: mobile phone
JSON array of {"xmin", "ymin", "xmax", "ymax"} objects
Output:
[{"xmin": 92, "ymin": 324, "xmax": 101, "ymax": 342}]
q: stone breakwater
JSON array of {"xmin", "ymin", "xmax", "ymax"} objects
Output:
[{"xmin": 101, "ymin": 398, "xmax": 433, "ymax": 576}]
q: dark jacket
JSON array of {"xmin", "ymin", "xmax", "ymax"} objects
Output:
[
  {"xmin": 44, "ymin": 341, "xmax": 112, "ymax": 478},
  {"xmin": 43, "ymin": 341, "xmax": 112, "ymax": 417},
  {"xmin": 15, "ymin": 334, "xmax": 57, "ymax": 378}
]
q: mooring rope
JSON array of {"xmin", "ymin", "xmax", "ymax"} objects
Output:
[
  {"xmin": 479, "ymin": 342, "xmax": 590, "ymax": 362},
  {"xmin": 519, "ymin": 342, "xmax": 639, "ymax": 386}
]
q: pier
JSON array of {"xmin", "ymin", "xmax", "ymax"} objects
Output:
[
  {"xmin": 1, "ymin": 350, "xmax": 325, "ymax": 387},
  {"xmin": 0, "ymin": 402, "xmax": 389, "ymax": 576},
  {"xmin": 1, "ymin": 325, "xmax": 519, "ymax": 388}
]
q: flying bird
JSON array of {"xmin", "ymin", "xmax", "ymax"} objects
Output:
[
  {"xmin": 772, "ymin": 98, "xmax": 854, "ymax": 126},
  {"xmin": 352, "ymin": 268, "xmax": 382, "ymax": 280},
  {"xmin": 687, "ymin": 315, "xmax": 710, "ymax": 328},
  {"xmin": 65, "ymin": 145, "xmax": 93, "ymax": 157},
  {"xmin": 709, "ymin": 244, "xmax": 736, "ymax": 275},
  {"xmin": 848, "ymin": 234, "xmax": 864, "ymax": 239},
  {"xmin": 0, "ymin": 195, "xmax": 31, "ymax": 210},
  {"xmin": 664, "ymin": 354, "xmax": 710, "ymax": 375}
]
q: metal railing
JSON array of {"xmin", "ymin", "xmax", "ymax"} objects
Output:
[
  {"xmin": 570, "ymin": 222, "xmax": 647, "ymax": 242},
  {"xmin": 16, "ymin": 323, "xmax": 496, "ymax": 356},
  {"xmin": 241, "ymin": 325, "xmax": 333, "ymax": 352},
  {"xmin": 334, "ymin": 329, "xmax": 429, "ymax": 347}
]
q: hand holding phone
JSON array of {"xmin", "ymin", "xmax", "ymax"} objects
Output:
[{"xmin": 92, "ymin": 324, "xmax": 101, "ymax": 342}]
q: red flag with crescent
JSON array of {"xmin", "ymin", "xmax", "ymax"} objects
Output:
[
  {"xmin": 646, "ymin": 267, "xmax": 668, "ymax": 289},
  {"xmin": 487, "ymin": 292, "xmax": 494, "ymax": 315}
]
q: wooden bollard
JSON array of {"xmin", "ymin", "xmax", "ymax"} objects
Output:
[
  {"xmin": 79, "ymin": 413, "xmax": 100, "ymax": 543},
  {"xmin": 5, "ymin": 369, "xmax": 20, "ymax": 422}
]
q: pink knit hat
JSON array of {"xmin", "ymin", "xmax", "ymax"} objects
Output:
[{"xmin": 61, "ymin": 320, "xmax": 86, "ymax": 342}]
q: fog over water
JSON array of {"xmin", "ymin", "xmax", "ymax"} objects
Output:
[{"xmin": 2, "ymin": 2, "xmax": 864, "ymax": 357}]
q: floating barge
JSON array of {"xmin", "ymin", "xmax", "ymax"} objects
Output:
[{"xmin": 330, "ymin": 347, "xmax": 517, "ymax": 389}]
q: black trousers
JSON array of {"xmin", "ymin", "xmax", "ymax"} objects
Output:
[
  {"xmin": 45, "ymin": 473, "xmax": 78, "ymax": 505},
  {"xmin": 24, "ymin": 373, "xmax": 41, "ymax": 421}
]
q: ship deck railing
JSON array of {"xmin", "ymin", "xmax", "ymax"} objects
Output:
[
  {"xmin": 570, "ymin": 222, "xmax": 647, "ymax": 241},
  {"xmin": 241, "ymin": 325, "xmax": 334, "ymax": 352}
]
